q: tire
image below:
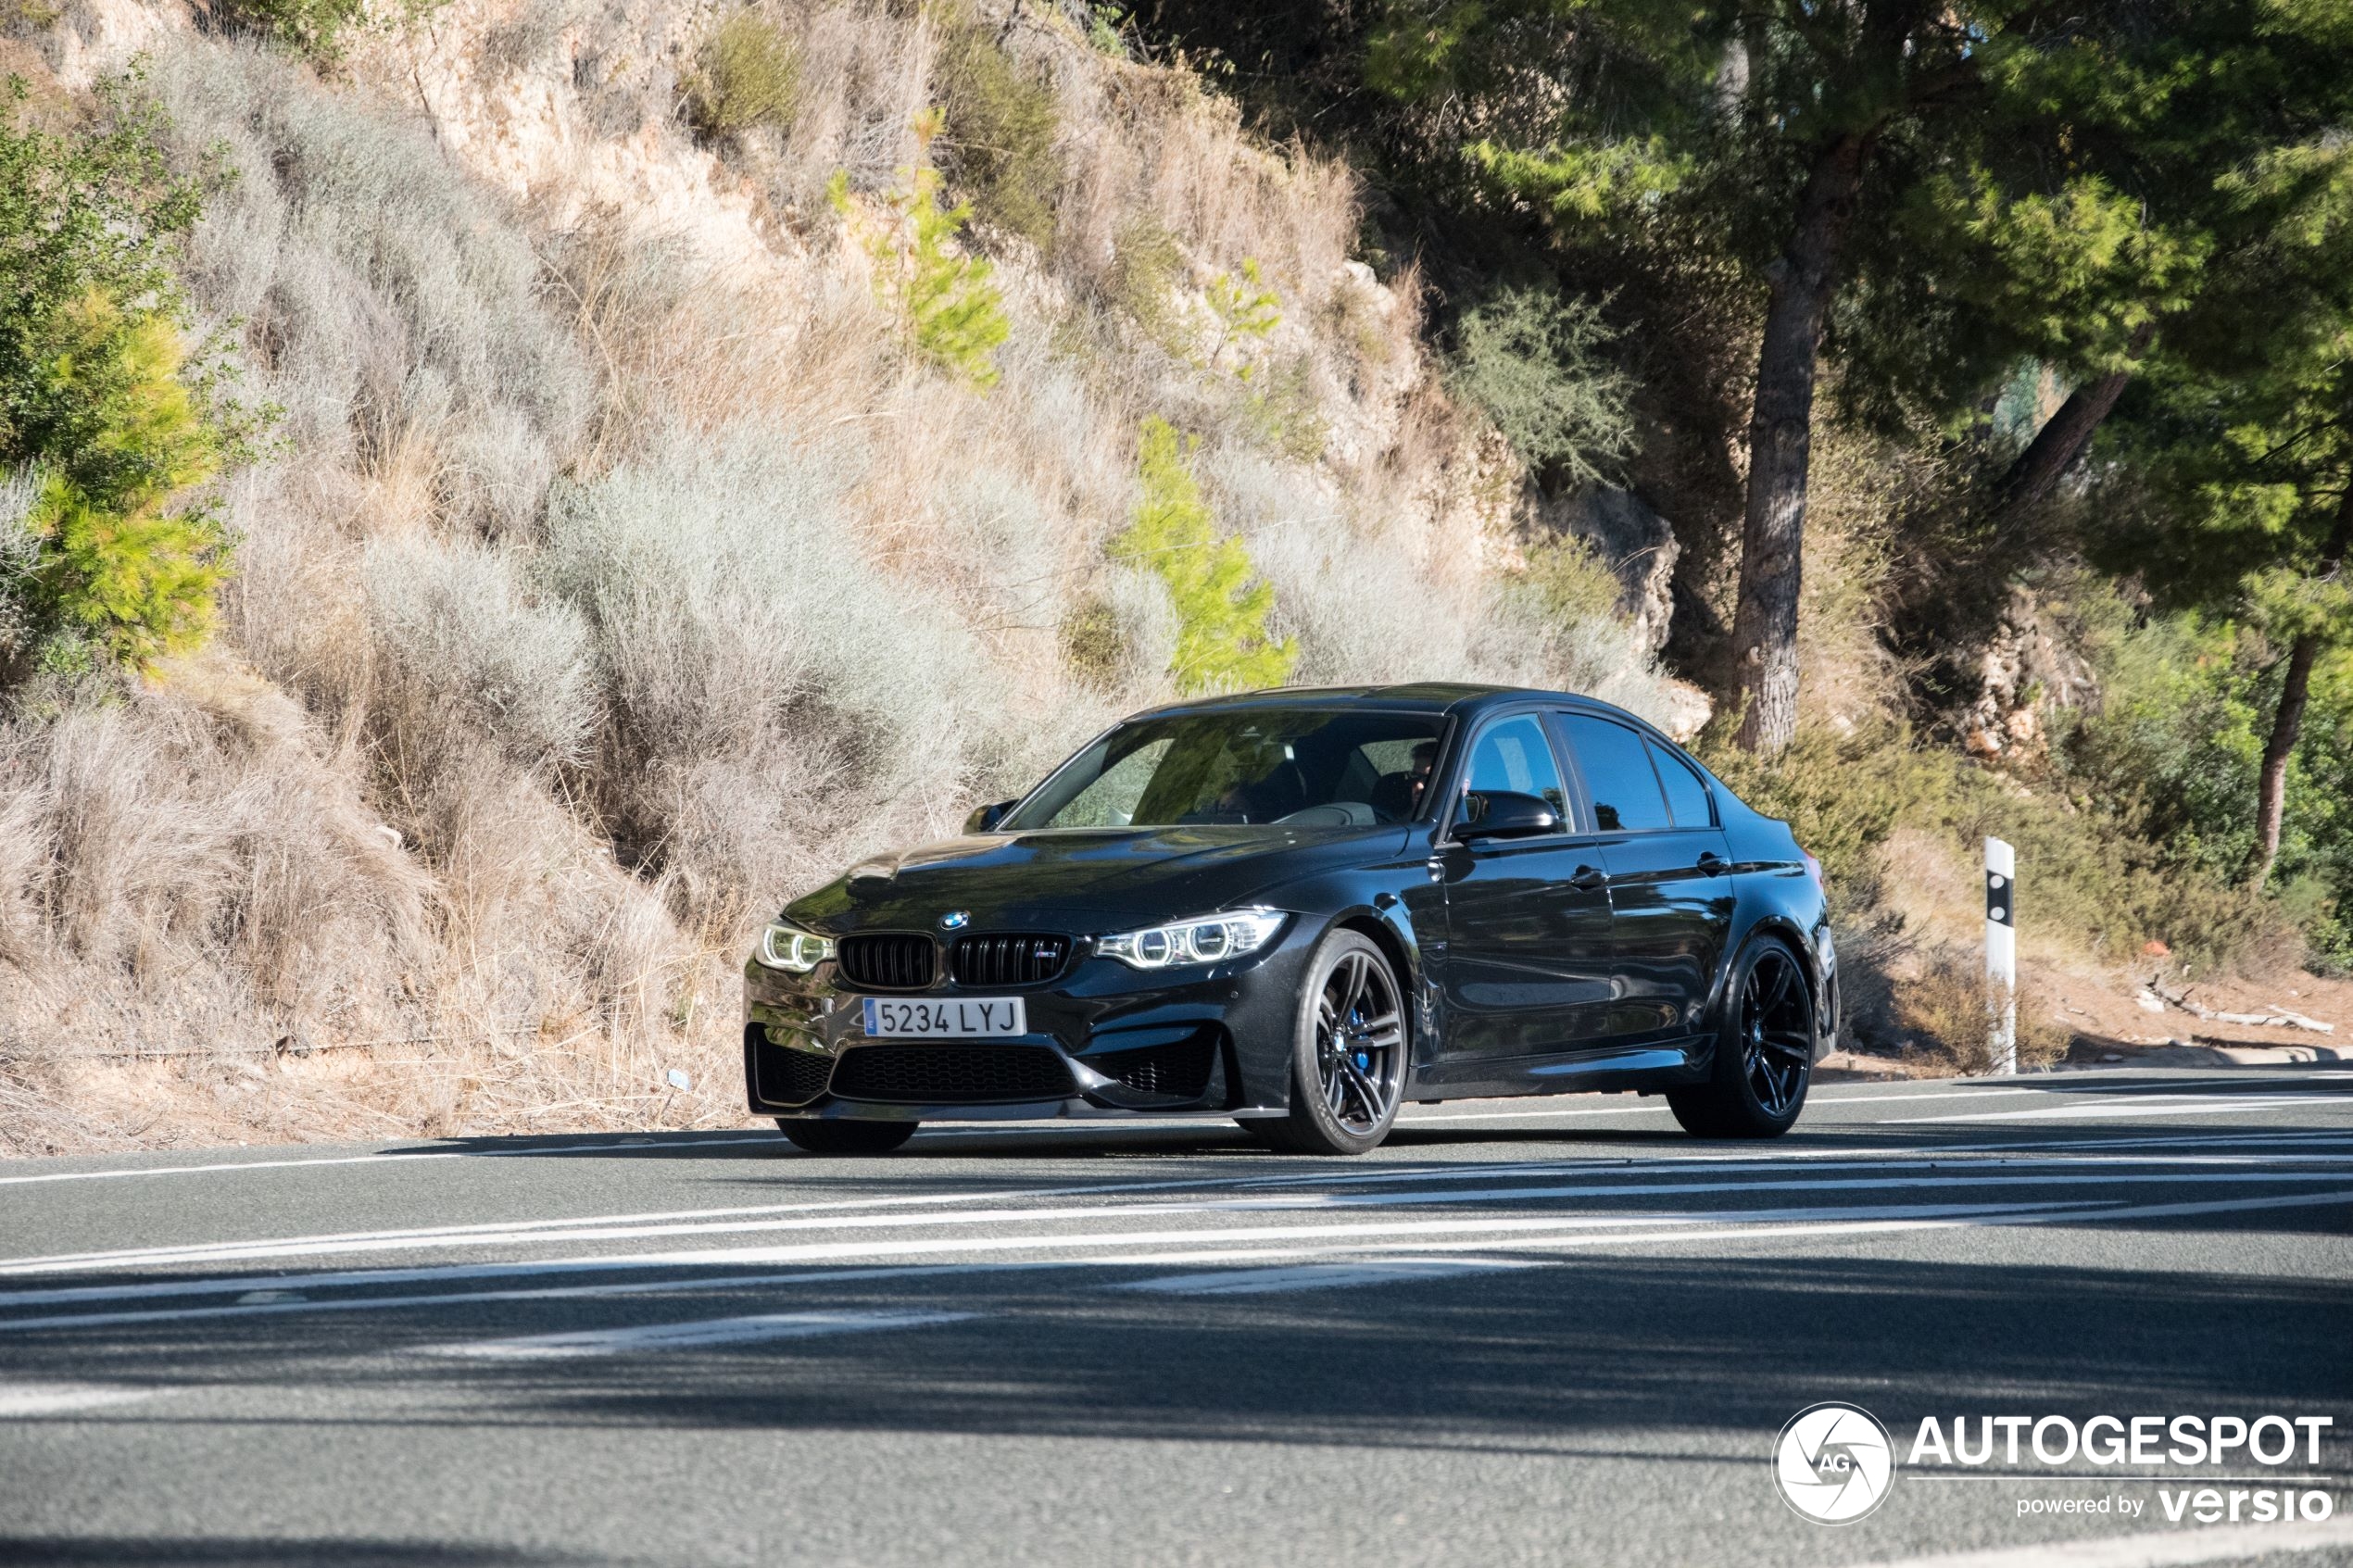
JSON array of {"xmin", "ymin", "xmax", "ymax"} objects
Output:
[
  {"xmin": 775, "ymin": 1119, "xmax": 919, "ymax": 1155},
  {"xmin": 1667, "ymin": 935, "xmax": 1814, "ymax": 1138},
  {"xmin": 1248, "ymin": 930, "xmax": 1408, "ymax": 1156}
]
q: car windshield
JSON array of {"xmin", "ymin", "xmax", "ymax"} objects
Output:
[{"xmin": 1001, "ymin": 709, "xmax": 1448, "ymax": 830}]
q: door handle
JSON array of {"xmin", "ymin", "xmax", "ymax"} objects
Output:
[
  {"xmin": 1568, "ymin": 864, "xmax": 1606, "ymax": 891},
  {"xmin": 1696, "ymin": 852, "xmax": 1727, "ymax": 876}
]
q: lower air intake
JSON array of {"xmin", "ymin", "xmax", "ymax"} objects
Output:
[
  {"xmin": 830, "ymin": 1044, "xmax": 1074, "ymax": 1104},
  {"xmin": 1090, "ymin": 1033, "xmax": 1217, "ymax": 1098},
  {"xmin": 748, "ymin": 1024, "xmax": 834, "ymax": 1106}
]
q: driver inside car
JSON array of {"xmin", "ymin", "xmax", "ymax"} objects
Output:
[{"xmin": 1368, "ymin": 740, "xmax": 1438, "ymax": 822}]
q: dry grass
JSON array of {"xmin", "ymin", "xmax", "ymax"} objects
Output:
[{"xmin": 1869, "ymin": 945, "xmax": 2075, "ymax": 1075}]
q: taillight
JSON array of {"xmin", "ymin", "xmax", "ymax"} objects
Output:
[{"xmin": 1802, "ymin": 850, "xmax": 1823, "ymax": 889}]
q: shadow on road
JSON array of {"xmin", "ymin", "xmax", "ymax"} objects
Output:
[
  {"xmin": 8, "ymin": 1213, "xmax": 2347, "ymax": 1460},
  {"xmin": 359, "ymin": 1069, "xmax": 2353, "ymax": 1168}
]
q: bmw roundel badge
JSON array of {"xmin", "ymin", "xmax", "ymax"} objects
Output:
[{"xmin": 939, "ymin": 910, "xmax": 970, "ymax": 930}]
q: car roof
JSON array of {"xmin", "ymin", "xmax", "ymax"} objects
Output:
[{"xmin": 1129, "ymin": 684, "xmax": 1676, "ymax": 739}]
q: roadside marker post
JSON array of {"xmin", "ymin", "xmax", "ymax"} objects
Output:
[{"xmin": 1985, "ymin": 836, "xmax": 2017, "ymax": 1075}]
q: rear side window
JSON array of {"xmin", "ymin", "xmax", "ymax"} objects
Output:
[
  {"xmin": 1648, "ymin": 740, "xmax": 1715, "ymax": 828},
  {"xmin": 1560, "ymin": 715, "xmax": 1670, "ymax": 833},
  {"xmin": 1456, "ymin": 714, "xmax": 1567, "ymax": 821}
]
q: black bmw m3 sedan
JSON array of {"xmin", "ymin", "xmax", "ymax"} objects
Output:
[{"xmin": 744, "ymin": 684, "xmax": 1838, "ymax": 1155}]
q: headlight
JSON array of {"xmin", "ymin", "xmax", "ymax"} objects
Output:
[
  {"xmin": 754, "ymin": 920, "xmax": 835, "ymax": 973},
  {"xmin": 1096, "ymin": 909, "xmax": 1287, "ymax": 970}
]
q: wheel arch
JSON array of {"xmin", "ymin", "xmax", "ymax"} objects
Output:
[
  {"xmin": 1273, "ymin": 908, "xmax": 1421, "ymax": 1110},
  {"xmin": 1710, "ymin": 913, "xmax": 1826, "ymax": 1042},
  {"xmin": 1333, "ymin": 910, "xmax": 1417, "ymax": 1026}
]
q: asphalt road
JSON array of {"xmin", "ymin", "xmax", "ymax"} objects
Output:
[{"xmin": 2, "ymin": 1068, "xmax": 2350, "ymax": 1568}]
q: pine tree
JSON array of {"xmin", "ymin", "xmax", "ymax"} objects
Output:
[
  {"xmin": 2101, "ymin": 133, "xmax": 2353, "ymax": 887},
  {"xmin": 0, "ymin": 74, "xmax": 241, "ymax": 677},
  {"xmin": 1116, "ymin": 417, "xmax": 1295, "ymax": 696},
  {"xmin": 19, "ymin": 293, "xmax": 227, "ymax": 670},
  {"xmin": 1364, "ymin": 0, "xmax": 2353, "ymax": 754},
  {"xmin": 830, "ymin": 110, "xmax": 1011, "ymax": 391}
]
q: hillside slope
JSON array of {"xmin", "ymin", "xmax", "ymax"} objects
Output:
[{"xmin": 0, "ymin": 0, "xmax": 1686, "ymax": 1151}]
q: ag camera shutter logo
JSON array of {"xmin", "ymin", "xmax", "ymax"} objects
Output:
[{"xmin": 1775, "ymin": 1402, "xmax": 1896, "ymax": 1524}]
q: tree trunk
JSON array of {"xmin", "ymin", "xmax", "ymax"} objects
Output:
[
  {"xmin": 1996, "ymin": 321, "xmax": 2157, "ymax": 509},
  {"xmin": 1730, "ymin": 133, "xmax": 1867, "ymax": 755},
  {"xmin": 2250, "ymin": 487, "xmax": 2353, "ymax": 887}
]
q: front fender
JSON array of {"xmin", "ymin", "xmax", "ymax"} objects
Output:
[{"xmin": 1240, "ymin": 860, "xmax": 1442, "ymax": 1109}]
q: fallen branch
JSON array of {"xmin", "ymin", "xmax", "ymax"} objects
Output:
[{"xmin": 2151, "ymin": 980, "xmax": 2213, "ymax": 1020}]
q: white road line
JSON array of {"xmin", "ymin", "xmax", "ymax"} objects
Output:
[
  {"xmin": 1846, "ymin": 1517, "xmax": 2353, "ymax": 1568},
  {"xmin": 11, "ymin": 1149, "xmax": 2344, "ymax": 1284},
  {"xmin": 425, "ymin": 1308, "xmax": 978, "ymax": 1360},
  {"xmin": 0, "ymin": 1072, "xmax": 2322, "ymax": 1188},
  {"xmin": 4, "ymin": 1189, "xmax": 2353, "ymax": 1335},
  {"xmin": 1113, "ymin": 1258, "xmax": 1532, "ymax": 1295},
  {"xmin": 27, "ymin": 1127, "xmax": 2344, "ymax": 1277},
  {"xmin": 0, "ymin": 1383, "xmax": 160, "ymax": 1417},
  {"xmin": 0, "ymin": 1163, "xmax": 1401, "ymax": 1273},
  {"xmin": 0, "ymin": 1149, "xmax": 2136, "ymax": 1273},
  {"xmin": 10, "ymin": 1185, "xmax": 2347, "ymax": 1336},
  {"xmin": 0, "ymin": 1135, "xmax": 786, "ymax": 1187},
  {"xmin": 1298, "ymin": 1187, "xmax": 2353, "ymax": 1258},
  {"xmin": 1889, "ymin": 1094, "xmax": 2353, "ymax": 1124},
  {"xmin": 6, "ymin": 1162, "xmax": 2344, "ymax": 1298}
]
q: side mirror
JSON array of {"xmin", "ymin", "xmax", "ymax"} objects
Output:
[
  {"xmin": 1455, "ymin": 790, "xmax": 1560, "ymax": 842},
  {"xmin": 964, "ymin": 799, "xmax": 1016, "ymax": 834}
]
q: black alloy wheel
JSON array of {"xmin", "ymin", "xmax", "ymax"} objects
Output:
[
  {"xmin": 775, "ymin": 1119, "xmax": 920, "ymax": 1155},
  {"xmin": 1248, "ymin": 930, "xmax": 1407, "ymax": 1155},
  {"xmin": 1667, "ymin": 936, "xmax": 1814, "ymax": 1138}
]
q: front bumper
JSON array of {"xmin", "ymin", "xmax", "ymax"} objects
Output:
[{"xmin": 743, "ymin": 920, "xmax": 1318, "ymax": 1121}]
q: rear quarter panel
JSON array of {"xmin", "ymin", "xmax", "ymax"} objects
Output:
[{"xmin": 1716, "ymin": 797, "xmax": 1838, "ymax": 1055}]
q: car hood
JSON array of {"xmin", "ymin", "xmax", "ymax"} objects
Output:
[{"xmin": 784, "ymin": 824, "xmax": 1408, "ymax": 934}]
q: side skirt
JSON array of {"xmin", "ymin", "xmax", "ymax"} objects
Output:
[{"xmin": 1408, "ymin": 1036, "xmax": 1713, "ymax": 1101}]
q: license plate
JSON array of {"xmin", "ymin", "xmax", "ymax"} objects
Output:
[{"xmin": 861, "ymin": 996, "xmax": 1027, "ymax": 1038}]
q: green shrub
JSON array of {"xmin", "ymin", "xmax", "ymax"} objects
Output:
[
  {"xmin": 1515, "ymin": 534, "xmax": 1625, "ymax": 629},
  {"xmin": 0, "ymin": 76, "xmax": 245, "ymax": 677},
  {"xmin": 831, "ymin": 114, "xmax": 1011, "ymax": 391},
  {"xmin": 0, "ymin": 75, "xmax": 208, "ymax": 344},
  {"xmin": 1204, "ymin": 257, "xmax": 1279, "ymax": 377},
  {"xmin": 209, "ymin": 0, "xmax": 424, "ymax": 63},
  {"xmin": 212, "ymin": 0, "xmax": 364, "ymax": 60},
  {"xmin": 1449, "ymin": 286, "xmax": 1633, "ymax": 484},
  {"xmin": 931, "ymin": 4, "xmax": 1062, "ymax": 248},
  {"xmin": 1698, "ymin": 722, "xmax": 1955, "ymax": 916},
  {"xmin": 15, "ymin": 295, "xmax": 229, "ymax": 671},
  {"xmin": 683, "ymin": 10, "xmax": 800, "ymax": 142},
  {"xmin": 1086, "ymin": 6, "xmax": 1129, "ymax": 57},
  {"xmin": 2028, "ymin": 576, "xmax": 2352, "ymax": 969},
  {"xmin": 1699, "ymin": 720, "xmax": 2301, "ymax": 972},
  {"xmin": 1115, "ymin": 417, "xmax": 1295, "ymax": 696}
]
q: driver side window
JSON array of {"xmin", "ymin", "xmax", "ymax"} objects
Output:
[{"xmin": 1453, "ymin": 714, "xmax": 1567, "ymax": 825}]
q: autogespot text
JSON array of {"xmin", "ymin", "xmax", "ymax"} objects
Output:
[{"xmin": 1906, "ymin": 1413, "xmax": 2336, "ymax": 1524}]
